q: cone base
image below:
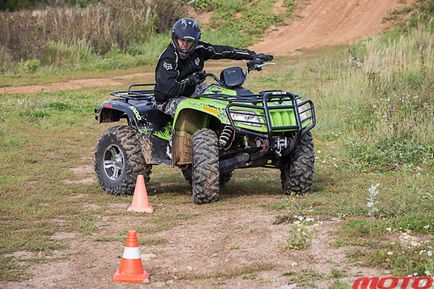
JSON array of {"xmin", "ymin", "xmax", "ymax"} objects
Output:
[
  {"xmin": 127, "ymin": 206, "xmax": 154, "ymax": 213},
  {"xmin": 112, "ymin": 270, "xmax": 150, "ymax": 283}
]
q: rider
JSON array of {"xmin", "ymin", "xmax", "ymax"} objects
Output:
[{"xmin": 154, "ymin": 17, "xmax": 273, "ymax": 117}]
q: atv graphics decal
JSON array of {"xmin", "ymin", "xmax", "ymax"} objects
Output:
[
  {"xmin": 202, "ymin": 85, "xmax": 237, "ymax": 96},
  {"xmin": 130, "ymin": 106, "xmax": 142, "ymax": 121},
  {"xmin": 153, "ymin": 122, "xmax": 172, "ymax": 140}
]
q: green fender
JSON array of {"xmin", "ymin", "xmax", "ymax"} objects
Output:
[{"xmin": 173, "ymin": 98, "xmax": 230, "ymax": 133}]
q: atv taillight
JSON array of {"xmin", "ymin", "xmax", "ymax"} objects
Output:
[{"xmin": 103, "ymin": 103, "xmax": 113, "ymax": 109}]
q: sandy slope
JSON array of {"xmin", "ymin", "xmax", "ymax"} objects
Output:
[{"xmin": 250, "ymin": 0, "xmax": 408, "ymax": 55}]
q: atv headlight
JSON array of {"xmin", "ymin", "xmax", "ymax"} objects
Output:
[
  {"xmin": 230, "ymin": 111, "xmax": 261, "ymax": 127},
  {"xmin": 297, "ymin": 103, "xmax": 310, "ymax": 122}
]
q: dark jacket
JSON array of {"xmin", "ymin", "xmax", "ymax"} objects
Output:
[{"xmin": 154, "ymin": 41, "xmax": 255, "ymax": 104}]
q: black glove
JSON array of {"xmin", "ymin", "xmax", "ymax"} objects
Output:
[
  {"xmin": 186, "ymin": 71, "xmax": 206, "ymax": 85},
  {"xmin": 255, "ymin": 53, "xmax": 273, "ymax": 62}
]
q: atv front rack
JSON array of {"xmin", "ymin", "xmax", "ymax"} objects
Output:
[
  {"xmin": 202, "ymin": 91, "xmax": 316, "ymax": 137},
  {"xmin": 110, "ymin": 83, "xmax": 155, "ymax": 102}
]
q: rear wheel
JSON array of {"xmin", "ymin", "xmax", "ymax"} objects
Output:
[
  {"xmin": 281, "ymin": 131, "xmax": 314, "ymax": 194},
  {"xmin": 94, "ymin": 125, "xmax": 152, "ymax": 195},
  {"xmin": 191, "ymin": 128, "xmax": 220, "ymax": 204}
]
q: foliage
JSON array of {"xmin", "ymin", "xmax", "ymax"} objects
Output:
[
  {"xmin": 0, "ymin": 0, "xmax": 184, "ymax": 62},
  {"xmin": 0, "ymin": 0, "xmax": 102, "ymax": 11},
  {"xmin": 384, "ymin": 0, "xmax": 434, "ymax": 28},
  {"xmin": 192, "ymin": 0, "xmax": 287, "ymax": 47}
]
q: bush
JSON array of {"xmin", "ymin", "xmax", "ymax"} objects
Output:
[
  {"xmin": 0, "ymin": 0, "xmax": 185, "ymax": 61},
  {"xmin": 23, "ymin": 59, "xmax": 41, "ymax": 73},
  {"xmin": 42, "ymin": 41, "xmax": 92, "ymax": 66}
]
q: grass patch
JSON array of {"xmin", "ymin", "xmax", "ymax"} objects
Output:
[
  {"xmin": 177, "ymin": 262, "xmax": 275, "ymax": 280},
  {"xmin": 0, "ymin": 256, "xmax": 30, "ymax": 282},
  {"xmin": 347, "ymin": 237, "xmax": 433, "ymax": 277},
  {"xmin": 282, "ymin": 268, "xmax": 325, "ymax": 286}
]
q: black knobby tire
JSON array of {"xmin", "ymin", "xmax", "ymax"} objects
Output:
[
  {"xmin": 94, "ymin": 125, "xmax": 152, "ymax": 195},
  {"xmin": 191, "ymin": 128, "xmax": 220, "ymax": 204},
  {"xmin": 181, "ymin": 166, "xmax": 232, "ymax": 187},
  {"xmin": 281, "ymin": 131, "xmax": 314, "ymax": 194}
]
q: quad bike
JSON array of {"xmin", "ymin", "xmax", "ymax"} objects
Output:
[{"xmin": 94, "ymin": 59, "xmax": 316, "ymax": 204}]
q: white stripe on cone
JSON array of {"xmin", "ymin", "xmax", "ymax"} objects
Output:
[{"xmin": 122, "ymin": 247, "xmax": 141, "ymax": 259}]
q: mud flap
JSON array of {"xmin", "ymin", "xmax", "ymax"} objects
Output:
[
  {"xmin": 141, "ymin": 134, "xmax": 171, "ymax": 165},
  {"xmin": 172, "ymin": 131, "xmax": 192, "ymax": 166}
]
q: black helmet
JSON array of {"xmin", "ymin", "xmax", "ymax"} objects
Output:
[{"xmin": 172, "ymin": 18, "xmax": 201, "ymax": 59}]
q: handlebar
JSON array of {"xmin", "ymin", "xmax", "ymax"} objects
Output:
[
  {"xmin": 203, "ymin": 72, "xmax": 223, "ymax": 85},
  {"xmin": 247, "ymin": 60, "xmax": 275, "ymax": 72}
]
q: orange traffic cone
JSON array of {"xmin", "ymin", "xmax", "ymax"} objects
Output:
[
  {"xmin": 113, "ymin": 230, "xmax": 150, "ymax": 283},
  {"xmin": 128, "ymin": 175, "xmax": 154, "ymax": 213}
]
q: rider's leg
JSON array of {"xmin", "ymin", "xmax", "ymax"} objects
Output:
[{"xmin": 156, "ymin": 96, "xmax": 187, "ymax": 118}]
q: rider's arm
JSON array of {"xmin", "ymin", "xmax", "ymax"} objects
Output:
[
  {"xmin": 200, "ymin": 42, "xmax": 256, "ymax": 61},
  {"xmin": 155, "ymin": 58, "xmax": 194, "ymax": 100}
]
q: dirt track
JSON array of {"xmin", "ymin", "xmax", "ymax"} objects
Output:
[
  {"xmin": 0, "ymin": 0, "xmax": 408, "ymax": 95},
  {"xmin": 250, "ymin": 0, "xmax": 407, "ymax": 55}
]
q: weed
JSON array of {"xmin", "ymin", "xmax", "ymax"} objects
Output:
[
  {"xmin": 283, "ymin": 215, "xmax": 320, "ymax": 250},
  {"xmin": 331, "ymin": 280, "xmax": 351, "ymax": 289},
  {"xmin": 284, "ymin": 0, "xmax": 297, "ymax": 16},
  {"xmin": 18, "ymin": 110, "xmax": 50, "ymax": 119},
  {"xmin": 329, "ymin": 268, "xmax": 346, "ymax": 279},
  {"xmin": 23, "ymin": 59, "xmax": 41, "ymax": 73},
  {"xmin": 367, "ymin": 183, "xmax": 380, "ymax": 217},
  {"xmin": 330, "ymin": 239, "xmax": 349, "ymax": 248}
]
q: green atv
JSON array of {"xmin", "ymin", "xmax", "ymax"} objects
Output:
[{"xmin": 94, "ymin": 59, "xmax": 316, "ymax": 204}]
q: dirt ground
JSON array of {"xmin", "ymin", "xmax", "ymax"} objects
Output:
[
  {"xmin": 250, "ymin": 0, "xmax": 410, "ymax": 55},
  {"xmin": 0, "ymin": 180, "xmax": 389, "ymax": 289},
  {"xmin": 0, "ymin": 1, "xmax": 408, "ymax": 288}
]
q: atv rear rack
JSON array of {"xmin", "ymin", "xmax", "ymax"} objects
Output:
[
  {"xmin": 110, "ymin": 83, "xmax": 155, "ymax": 101},
  {"xmin": 202, "ymin": 91, "xmax": 316, "ymax": 137}
]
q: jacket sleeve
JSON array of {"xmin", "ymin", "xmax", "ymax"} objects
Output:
[
  {"xmin": 155, "ymin": 57, "xmax": 194, "ymax": 100},
  {"xmin": 200, "ymin": 42, "xmax": 256, "ymax": 61}
]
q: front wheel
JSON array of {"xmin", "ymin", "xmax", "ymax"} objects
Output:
[
  {"xmin": 181, "ymin": 167, "xmax": 232, "ymax": 188},
  {"xmin": 281, "ymin": 131, "xmax": 314, "ymax": 194},
  {"xmin": 94, "ymin": 125, "xmax": 152, "ymax": 195},
  {"xmin": 191, "ymin": 128, "xmax": 220, "ymax": 204}
]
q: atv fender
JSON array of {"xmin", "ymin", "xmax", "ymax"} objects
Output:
[
  {"xmin": 172, "ymin": 108, "xmax": 221, "ymax": 166},
  {"xmin": 96, "ymin": 101, "xmax": 143, "ymax": 128}
]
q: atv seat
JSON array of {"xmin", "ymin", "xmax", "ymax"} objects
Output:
[{"xmin": 235, "ymin": 87, "xmax": 254, "ymax": 96}]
